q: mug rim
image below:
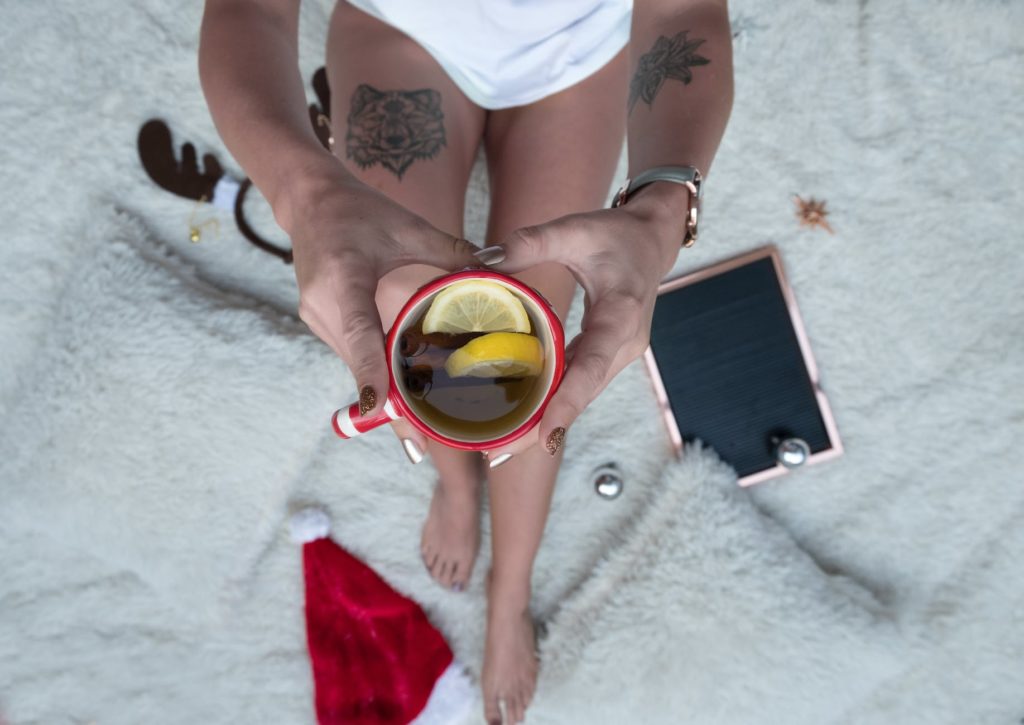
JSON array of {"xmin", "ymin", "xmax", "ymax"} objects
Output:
[{"xmin": 385, "ymin": 269, "xmax": 565, "ymax": 451}]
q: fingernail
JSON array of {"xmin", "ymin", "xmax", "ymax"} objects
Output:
[
  {"xmin": 473, "ymin": 245, "xmax": 506, "ymax": 266},
  {"xmin": 545, "ymin": 427, "xmax": 566, "ymax": 456},
  {"xmin": 488, "ymin": 452, "xmax": 513, "ymax": 469},
  {"xmin": 401, "ymin": 438, "xmax": 424, "ymax": 464},
  {"xmin": 358, "ymin": 385, "xmax": 377, "ymax": 416},
  {"xmin": 451, "ymin": 582, "xmax": 464, "ymax": 592}
]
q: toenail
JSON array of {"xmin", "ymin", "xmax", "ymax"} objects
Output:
[{"xmin": 451, "ymin": 582, "xmax": 463, "ymax": 592}]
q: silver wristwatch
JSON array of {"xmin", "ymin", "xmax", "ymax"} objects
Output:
[{"xmin": 611, "ymin": 165, "xmax": 703, "ymax": 247}]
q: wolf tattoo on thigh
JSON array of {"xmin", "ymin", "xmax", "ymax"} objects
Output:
[{"xmin": 345, "ymin": 84, "xmax": 446, "ymax": 179}]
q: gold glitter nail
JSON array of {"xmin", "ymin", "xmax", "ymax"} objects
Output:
[
  {"xmin": 545, "ymin": 427, "xmax": 565, "ymax": 456},
  {"xmin": 359, "ymin": 385, "xmax": 377, "ymax": 416}
]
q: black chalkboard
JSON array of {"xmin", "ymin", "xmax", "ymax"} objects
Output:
[{"xmin": 649, "ymin": 252, "xmax": 833, "ymax": 478}]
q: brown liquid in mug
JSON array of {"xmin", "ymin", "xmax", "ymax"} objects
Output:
[{"xmin": 399, "ymin": 307, "xmax": 544, "ymax": 440}]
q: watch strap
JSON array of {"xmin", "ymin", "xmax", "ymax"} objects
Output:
[{"xmin": 611, "ymin": 165, "xmax": 703, "ymax": 248}]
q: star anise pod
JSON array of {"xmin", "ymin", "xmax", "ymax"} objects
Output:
[{"xmin": 793, "ymin": 195, "xmax": 834, "ymax": 234}]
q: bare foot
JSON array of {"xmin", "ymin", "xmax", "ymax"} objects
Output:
[
  {"xmin": 482, "ymin": 579, "xmax": 538, "ymax": 724},
  {"xmin": 420, "ymin": 465, "xmax": 481, "ymax": 591}
]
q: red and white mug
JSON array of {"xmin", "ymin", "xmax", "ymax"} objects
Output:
[{"xmin": 331, "ymin": 269, "xmax": 565, "ymax": 451}]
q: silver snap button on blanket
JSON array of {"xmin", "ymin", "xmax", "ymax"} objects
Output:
[{"xmin": 592, "ymin": 463, "xmax": 623, "ymax": 500}]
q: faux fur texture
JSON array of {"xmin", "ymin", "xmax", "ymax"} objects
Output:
[
  {"xmin": 2, "ymin": 209, "xmax": 875, "ymax": 723},
  {"xmin": 1, "ymin": 216, "xmax": 341, "ymax": 616},
  {"xmin": 1, "ymin": 0, "xmax": 1023, "ymax": 723}
]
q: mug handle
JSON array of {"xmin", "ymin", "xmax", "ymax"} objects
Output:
[{"xmin": 331, "ymin": 398, "xmax": 401, "ymax": 439}]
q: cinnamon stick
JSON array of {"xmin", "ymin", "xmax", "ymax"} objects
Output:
[{"xmin": 399, "ymin": 329, "xmax": 479, "ymax": 356}]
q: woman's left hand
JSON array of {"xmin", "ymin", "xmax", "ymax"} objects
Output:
[{"xmin": 477, "ymin": 181, "xmax": 692, "ymax": 456}]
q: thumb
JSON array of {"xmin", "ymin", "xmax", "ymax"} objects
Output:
[
  {"xmin": 388, "ymin": 220, "xmax": 478, "ymax": 272},
  {"xmin": 536, "ymin": 308, "xmax": 624, "ymax": 455},
  {"xmin": 326, "ymin": 276, "xmax": 391, "ymax": 418},
  {"xmin": 474, "ymin": 219, "xmax": 578, "ymax": 274}
]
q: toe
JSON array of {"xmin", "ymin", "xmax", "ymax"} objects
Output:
[
  {"xmin": 459, "ymin": 550, "xmax": 476, "ymax": 583},
  {"xmin": 430, "ymin": 558, "xmax": 445, "ymax": 582},
  {"xmin": 483, "ymin": 695, "xmax": 501, "ymax": 725},
  {"xmin": 511, "ymin": 693, "xmax": 524, "ymax": 723},
  {"xmin": 523, "ymin": 681, "xmax": 536, "ymax": 717},
  {"xmin": 446, "ymin": 561, "xmax": 460, "ymax": 589}
]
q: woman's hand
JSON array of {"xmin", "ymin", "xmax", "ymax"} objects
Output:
[
  {"xmin": 478, "ymin": 182, "xmax": 691, "ymax": 455},
  {"xmin": 279, "ymin": 161, "xmax": 477, "ymax": 417}
]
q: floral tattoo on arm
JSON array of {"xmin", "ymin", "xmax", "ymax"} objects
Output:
[
  {"xmin": 346, "ymin": 84, "xmax": 446, "ymax": 180},
  {"xmin": 629, "ymin": 31, "xmax": 710, "ymax": 113}
]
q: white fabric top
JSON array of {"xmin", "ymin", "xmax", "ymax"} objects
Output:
[{"xmin": 346, "ymin": 0, "xmax": 633, "ymax": 109}]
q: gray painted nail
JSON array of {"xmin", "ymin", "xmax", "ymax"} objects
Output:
[
  {"xmin": 488, "ymin": 452, "xmax": 513, "ymax": 469},
  {"xmin": 401, "ymin": 438, "xmax": 424, "ymax": 464},
  {"xmin": 472, "ymin": 246, "xmax": 506, "ymax": 266}
]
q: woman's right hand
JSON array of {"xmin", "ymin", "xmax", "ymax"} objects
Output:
[{"xmin": 278, "ymin": 161, "xmax": 477, "ymax": 418}]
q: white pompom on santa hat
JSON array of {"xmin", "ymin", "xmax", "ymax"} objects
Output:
[{"xmin": 290, "ymin": 508, "xmax": 474, "ymax": 724}]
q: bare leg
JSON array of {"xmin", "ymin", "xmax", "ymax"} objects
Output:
[
  {"xmin": 327, "ymin": 3, "xmax": 486, "ymax": 590},
  {"xmin": 479, "ymin": 50, "xmax": 628, "ymax": 724}
]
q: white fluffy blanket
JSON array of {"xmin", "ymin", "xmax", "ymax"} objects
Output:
[{"xmin": 1, "ymin": 1, "xmax": 1023, "ymax": 723}]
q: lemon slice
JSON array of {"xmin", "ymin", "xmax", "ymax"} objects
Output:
[
  {"xmin": 422, "ymin": 280, "xmax": 531, "ymax": 334},
  {"xmin": 445, "ymin": 332, "xmax": 544, "ymax": 378}
]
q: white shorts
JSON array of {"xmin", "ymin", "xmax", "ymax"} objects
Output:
[{"xmin": 346, "ymin": 0, "xmax": 633, "ymax": 110}]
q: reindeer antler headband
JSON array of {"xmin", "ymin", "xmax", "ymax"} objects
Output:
[{"xmin": 136, "ymin": 67, "xmax": 333, "ymax": 264}]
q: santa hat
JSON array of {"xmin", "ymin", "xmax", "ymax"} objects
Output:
[{"xmin": 290, "ymin": 508, "xmax": 474, "ymax": 725}]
